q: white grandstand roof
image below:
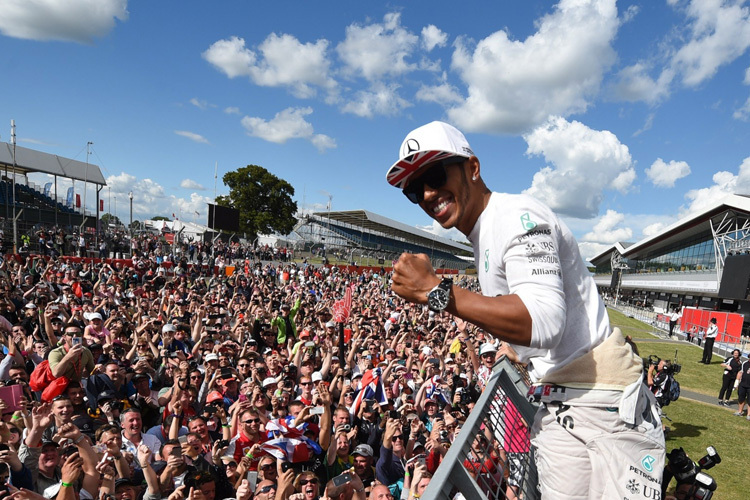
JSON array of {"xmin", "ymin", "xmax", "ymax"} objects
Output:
[
  {"xmin": 0, "ymin": 142, "xmax": 107, "ymax": 185},
  {"xmin": 311, "ymin": 209, "xmax": 470, "ymax": 253},
  {"xmin": 589, "ymin": 194, "xmax": 750, "ymax": 266}
]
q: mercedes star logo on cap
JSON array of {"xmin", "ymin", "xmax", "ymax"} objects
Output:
[{"xmin": 404, "ymin": 138, "xmax": 420, "ymax": 156}]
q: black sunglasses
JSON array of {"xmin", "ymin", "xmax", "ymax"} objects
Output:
[{"xmin": 402, "ymin": 157, "xmax": 465, "ymax": 204}]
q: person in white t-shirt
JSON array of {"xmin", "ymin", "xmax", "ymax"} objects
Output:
[
  {"xmin": 385, "ymin": 121, "xmax": 664, "ymax": 500},
  {"xmin": 669, "ymin": 308, "xmax": 681, "ymax": 337}
]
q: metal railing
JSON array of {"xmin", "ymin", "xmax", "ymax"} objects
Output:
[{"xmin": 422, "ymin": 357, "xmax": 540, "ymax": 500}]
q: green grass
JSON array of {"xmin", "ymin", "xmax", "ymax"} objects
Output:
[
  {"xmin": 607, "ymin": 308, "xmax": 662, "ymax": 340},
  {"xmin": 608, "ymin": 309, "xmax": 726, "ymax": 397},
  {"xmin": 661, "ymin": 398, "xmax": 749, "ymax": 500},
  {"xmin": 608, "ymin": 308, "xmax": 748, "ymax": 499}
]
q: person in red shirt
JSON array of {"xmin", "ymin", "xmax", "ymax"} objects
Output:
[
  {"xmin": 227, "ymin": 407, "xmax": 267, "ymax": 470},
  {"xmin": 297, "ymin": 376, "xmax": 314, "ymax": 406}
]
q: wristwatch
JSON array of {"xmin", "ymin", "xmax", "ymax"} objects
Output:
[{"xmin": 427, "ymin": 278, "xmax": 452, "ymax": 312}]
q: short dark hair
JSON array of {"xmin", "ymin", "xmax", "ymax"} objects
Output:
[{"xmin": 63, "ymin": 323, "xmax": 82, "ymax": 335}]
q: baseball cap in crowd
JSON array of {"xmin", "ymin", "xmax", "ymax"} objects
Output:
[
  {"xmin": 325, "ymin": 321, "xmax": 335, "ymax": 328},
  {"xmin": 89, "ymin": 312, "xmax": 103, "ymax": 321},
  {"xmin": 25, "ymin": 302, "xmax": 37, "ymax": 310},
  {"xmin": 424, "ymin": 397, "xmax": 438, "ymax": 406},
  {"xmin": 132, "ymin": 373, "xmax": 150, "ymax": 383},
  {"xmin": 386, "ymin": 121, "xmax": 474, "ymax": 189},
  {"xmin": 162, "ymin": 324, "xmax": 177, "ymax": 333},
  {"xmin": 299, "ymin": 330, "xmax": 311, "ymax": 339},
  {"xmin": 262, "ymin": 377, "xmax": 277, "ymax": 388},
  {"xmin": 479, "ymin": 343, "xmax": 498, "ymax": 356},
  {"xmin": 385, "ymin": 348, "xmax": 395, "ymax": 355},
  {"xmin": 421, "ymin": 346, "xmax": 433, "ymax": 356},
  {"xmin": 352, "ymin": 444, "xmax": 374, "ymax": 458},
  {"xmin": 206, "ymin": 391, "xmax": 224, "ymax": 404},
  {"xmin": 98, "ymin": 390, "xmax": 117, "ymax": 404},
  {"xmin": 115, "ymin": 478, "xmax": 137, "ymax": 489},
  {"xmin": 205, "ymin": 353, "xmax": 219, "ymax": 362},
  {"xmin": 311, "ymin": 372, "xmax": 323, "ymax": 383}
]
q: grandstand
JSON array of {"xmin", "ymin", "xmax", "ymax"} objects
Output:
[
  {"xmin": 295, "ymin": 209, "xmax": 473, "ymax": 270},
  {"xmin": 0, "ymin": 141, "xmax": 107, "ymax": 249},
  {"xmin": 590, "ymin": 193, "xmax": 750, "ymax": 336}
]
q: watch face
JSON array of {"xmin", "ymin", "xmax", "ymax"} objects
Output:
[{"xmin": 428, "ymin": 287, "xmax": 450, "ymax": 311}]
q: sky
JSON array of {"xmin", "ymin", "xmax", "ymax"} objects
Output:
[{"xmin": 1, "ymin": 0, "xmax": 749, "ymax": 263}]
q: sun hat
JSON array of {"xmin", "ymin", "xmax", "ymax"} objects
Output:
[
  {"xmin": 386, "ymin": 121, "xmax": 474, "ymax": 189},
  {"xmin": 479, "ymin": 343, "xmax": 498, "ymax": 356}
]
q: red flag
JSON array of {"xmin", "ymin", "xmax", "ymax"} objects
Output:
[
  {"xmin": 75, "ymin": 194, "xmax": 81, "ymax": 208},
  {"xmin": 100, "ymin": 200, "xmax": 104, "ymax": 211}
]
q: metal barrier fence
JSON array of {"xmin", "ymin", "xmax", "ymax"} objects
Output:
[{"xmin": 421, "ymin": 357, "xmax": 540, "ymax": 500}]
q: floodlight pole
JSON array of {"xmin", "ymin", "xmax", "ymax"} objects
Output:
[
  {"xmin": 85, "ymin": 142, "xmax": 92, "ymax": 215},
  {"xmin": 614, "ymin": 264, "xmax": 629, "ymax": 308},
  {"xmin": 10, "ymin": 120, "xmax": 17, "ymax": 253},
  {"xmin": 129, "ymin": 191, "xmax": 133, "ymax": 237}
]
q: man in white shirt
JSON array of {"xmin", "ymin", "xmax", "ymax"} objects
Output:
[
  {"xmin": 669, "ymin": 308, "xmax": 681, "ymax": 337},
  {"xmin": 385, "ymin": 121, "xmax": 664, "ymax": 499},
  {"xmin": 120, "ymin": 408, "xmax": 162, "ymax": 467},
  {"xmin": 702, "ymin": 318, "xmax": 719, "ymax": 364}
]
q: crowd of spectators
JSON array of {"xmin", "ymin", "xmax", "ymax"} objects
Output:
[{"xmin": 0, "ymin": 251, "xmax": 517, "ymax": 500}]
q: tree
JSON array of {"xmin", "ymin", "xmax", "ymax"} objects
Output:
[
  {"xmin": 100, "ymin": 213, "xmax": 122, "ymax": 226},
  {"xmin": 216, "ymin": 165, "xmax": 297, "ymax": 239},
  {"xmin": 152, "ymin": 216, "xmax": 171, "ymax": 221}
]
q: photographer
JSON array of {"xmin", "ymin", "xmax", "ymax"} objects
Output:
[{"xmin": 648, "ymin": 358, "xmax": 673, "ymax": 408}]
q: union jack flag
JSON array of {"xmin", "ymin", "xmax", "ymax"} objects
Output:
[
  {"xmin": 261, "ymin": 437, "xmax": 313, "ymax": 463},
  {"xmin": 426, "ymin": 375, "xmax": 450, "ymax": 405},
  {"xmin": 350, "ymin": 367, "xmax": 388, "ymax": 416},
  {"xmin": 386, "ymin": 151, "xmax": 455, "ymax": 188},
  {"xmin": 262, "ymin": 418, "xmax": 322, "ymax": 462}
]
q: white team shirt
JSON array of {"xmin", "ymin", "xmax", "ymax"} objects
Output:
[{"xmin": 467, "ymin": 193, "xmax": 610, "ymax": 381}]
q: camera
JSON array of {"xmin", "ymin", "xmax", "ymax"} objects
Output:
[
  {"xmin": 663, "ymin": 446, "xmax": 720, "ymax": 500},
  {"xmin": 644, "ymin": 354, "xmax": 682, "ymax": 375},
  {"xmin": 439, "ymin": 430, "xmax": 450, "ymax": 442}
]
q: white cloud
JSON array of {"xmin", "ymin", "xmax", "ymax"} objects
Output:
[
  {"xmin": 621, "ymin": 4, "xmax": 640, "ymax": 23},
  {"xmin": 202, "ymin": 36, "xmax": 255, "ymax": 78},
  {"xmin": 180, "ymin": 179, "xmax": 205, "ymax": 190},
  {"xmin": 745, "ymin": 66, "xmax": 750, "ymax": 85},
  {"xmin": 415, "ymin": 220, "xmax": 465, "ymax": 243},
  {"xmin": 581, "ymin": 210, "xmax": 633, "ymax": 244},
  {"xmin": 337, "ymin": 12, "xmax": 420, "ymax": 81},
  {"xmin": 447, "ymin": 0, "xmax": 619, "ymax": 134},
  {"xmin": 224, "ymin": 107, "xmax": 241, "ymax": 115},
  {"xmin": 416, "ymin": 77, "xmax": 464, "ymax": 106},
  {"xmin": 27, "ymin": 171, "xmax": 213, "ymax": 222},
  {"xmin": 203, "ymin": 33, "xmax": 336, "ymax": 99},
  {"xmin": 241, "ymin": 107, "xmax": 336, "ymax": 152},
  {"xmin": 612, "ymin": 64, "xmax": 673, "ymax": 104},
  {"xmin": 734, "ymin": 96, "xmax": 750, "ymax": 121},
  {"xmin": 642, "ymin": 222, "xmax": 667, "ymax": 238},
  {"xmin": 577, "ymin": 241, "xmax": 613, "ymax": 264},
  {"xmin": 614, "ymin": 0, "xmax": 750, "ymax": 104},
  {"xmin": 174, "ymin": 130, "xmax": 209, "ymax": 144},
  {"xmin": 189, "ymin": 98, "xmax": 211, "ymax": 110},
  {"xmin": 632, "ymin": 112, "xmax": 655, "ymax": 137},
  {"xmin": 0, "ymin": 0, "xmax": 128, "ymax": 43},
  {"xmin": 341, "ymin": 83, "xmax": 412, "ymax": 118},
  {"xmin": 671, "ymin": 0, "xmax": 750, "ymax": 87},
  {"xmin": 645, "ymin": 158, "xmax": 691, "ymax": 188},
  {"xmin": 680, "ymin": 156, "xmax": 750, "ymax": 217},
  {"xmin": 421, "ymin": 25, "xmax": 447, "ymax": 51},
  {"xmin": 523, "ymin": 116, "xmax": 635, "ymax": 219}
]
